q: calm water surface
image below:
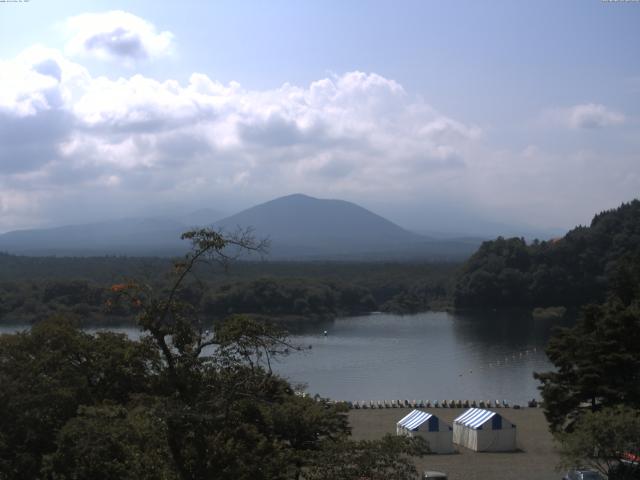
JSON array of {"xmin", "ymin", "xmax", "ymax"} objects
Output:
[{"xmin": 0, "ymin": 311, "xmax": 572, "ymax": 404}]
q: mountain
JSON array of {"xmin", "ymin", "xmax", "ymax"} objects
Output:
[
  {"xmin": 0, "ymin": 217, "xmax": 187, "ymax": 256},
  {"xmin": 215, "ymin": 194, "xmax": 479, "ymax": 259},
  {"xmin": 0, "ymin": 195, "xmax": 481, "ymax": 259},
  {"xmin": 217, "ymin": 194, "xmax": 418, "ymax": 242},
  {"xmin": 0, "ymin": 207, "xmax": 226, "ymax": 256}
]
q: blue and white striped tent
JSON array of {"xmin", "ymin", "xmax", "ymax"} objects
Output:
[
  {"xmin": 396, "ymin": 410, "xmax": 453, "ymax": 454},
  {"xmin": 452, "ymin": 408, "xmax": 516, "ymax": 452}
]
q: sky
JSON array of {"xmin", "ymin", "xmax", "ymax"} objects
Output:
[{"xmin": 0, "ymin": 0, "xmax": 639, "ymax": 236}]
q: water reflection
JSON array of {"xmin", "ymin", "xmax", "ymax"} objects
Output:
[{"xmin": 452, "ymin": 308, "xmax": 575, "ymax": 348}]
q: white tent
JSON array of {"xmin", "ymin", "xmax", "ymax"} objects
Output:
[
  {"xmin": 452, "ymin": 408, "xmax": 516, "ymax": 452},
  {"xmin": 396, "ymin": 409, "xmax": 454, "ymax": 454}
]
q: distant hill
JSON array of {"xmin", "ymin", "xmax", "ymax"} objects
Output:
[
  {"xmin": 0, "ymin": 209, "xmax": 224, "ymax": 256},
  {"xmin": 454, "ymin": 199, "xmax": 640, "ymax": 308},
  {"xmin": 215, "ymin": 194, "xmax": 478, "ymax": 260},
  {"xmin": 215, "ymin": 193, "xmax": 419, "ymax": 252},
  {"xmin": 0, "ymin": 194, "xmax": 481, "ymax": 259}
]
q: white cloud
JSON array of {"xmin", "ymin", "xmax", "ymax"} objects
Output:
[
  {"xmin": 569, "ymin": 103, "xmax": 625, "ymax": 129},
  {"xmin": 64, "ymin": 68, "xmax": 479, "ymax": 181},
  {"xmin": 0, "ymin": 47, "xmax": 90, "ymax": 176},
  {"xmin": 562, "ymin": 103, "xmax": 625, "ymax": 129},
  {"xmin": 460, "ymin": 142, "xmax": 640, "ymax": 230},
  {"xmin": 1, "ymin": 39, "xmax": 638, "ymax": 234},
  {"xmin": 0, "ymin": 47, "xmax": 482, "ymax": 230},
  {"xmin": 65, "ymin": 11, "xmax": 174, "ymax": 63},
  {"xmin": 0, "ymin": 46, "xmax": 88, "ymax": 117}
]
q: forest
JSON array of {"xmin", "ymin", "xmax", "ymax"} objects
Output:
[
  {"xmin": 3, "ymin": 200, "xmax": 640, "ymax": 325},
  {"xmin": 454, "ymin": 200, "xmax": 640, "ymax": 309},
  {"xmin": 0, "ymin": 256, "xmax": 456, "ymax": 325}
]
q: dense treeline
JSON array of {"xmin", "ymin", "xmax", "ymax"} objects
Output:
[
  {"xmin": 535, "ymin": 251, "xmax": 640, "ymax": 431},
  {"xmin": 0, "ymin": 280, "xmax": 128, "ymax": 325},
  {"xmin": 202, "ymin": 275, "xmax": 451, "ymax": 319},
  {"xmin": 454, "ymin": 200, "xmax": 640, "ymax": 308},
  {"xmin": 534, "ymin": 252, "xmax": 640, "ymax": 478},
  {"xmin": 0, "ymin": 252, "xmax": 173, "ymax": 283},
  {"xmin": 202, "ymin": 278, "xmax": 376, "ymax": 319},
  {"xmin": 0, "ymin": 260, "xmax": 457, "ymax": 325},
  {"xmin": 0, "ymin": 254, "xmax": 457, "ymax": 284}
]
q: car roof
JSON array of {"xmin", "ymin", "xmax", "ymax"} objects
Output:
[{"xmin": 573, "ymin": 469, "xmax": 603, "ymax": 479}]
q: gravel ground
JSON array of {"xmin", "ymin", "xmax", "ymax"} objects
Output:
[{"xmin": 349, "ymin": 407, "xmax": 562, "ymax": 480}]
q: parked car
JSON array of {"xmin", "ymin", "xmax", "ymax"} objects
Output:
[
  {"xmin": 423, "ymin": 471, "xmax": 448, "ymax": 479},
  {"xmin": 563, "ymin": 469, "xmax": 604, "ymax": 480},
  {"xmin": 621, "ymin": 451, "xmax": 640, "ymax": 466}
]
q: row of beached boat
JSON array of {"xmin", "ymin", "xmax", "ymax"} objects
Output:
[{"xmin": 340, "ymin": 398, "xmax": 537, "ymax": 409}]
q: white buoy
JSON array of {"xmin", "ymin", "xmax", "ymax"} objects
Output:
[{"xmin": 323, "ymin": 330, "xmax": 328, "ymax": 336}]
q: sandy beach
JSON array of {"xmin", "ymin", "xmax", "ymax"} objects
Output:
[{"xmin": 349, "ymin": 407, "xmax": 561, "ymax": 480}]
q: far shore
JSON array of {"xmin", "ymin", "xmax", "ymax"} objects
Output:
[{"xmin": 349, "ymin": 407, "xmax": 560, "ymax": 480}]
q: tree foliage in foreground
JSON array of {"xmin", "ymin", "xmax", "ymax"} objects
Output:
[
  {"xmin": 0, "ymin": 319, "xmax": 158, "ymax": 478},
  {"xmin": 556, "ymin": 406, "xmax": 640, "ymax": 480},
  {"xmin": 536, "ymin": 254, "xmax": 640, "ymax": 477},
  {"xmin": 535, "ymin": 253, "xmax": 640, "ymax": 432},
  {"xmin": 305, "ymin": 435, "xmax": 429, "ymax": 480},
  {"xmin": 0, "ymin": 228, "xmax": 427, "ymax": 480}
]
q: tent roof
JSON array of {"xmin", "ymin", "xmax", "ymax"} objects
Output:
[
  {"xmin": 397, "ymin": 409, "xmax": 433, "ymax": 430},
  {"xmin": 454, "ymin": 408, "xmax": 498, "ymax": 429}
]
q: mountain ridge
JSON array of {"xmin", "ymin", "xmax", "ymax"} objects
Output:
[
  {"xmin": 0, "ymin": 194, "xmax": 480, "ymax": 259},
  {"xmin": 215, "ymin": 193, "xmax": 426, "ymax": 248}
]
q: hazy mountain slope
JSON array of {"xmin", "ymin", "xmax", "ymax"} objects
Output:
[
  {"xmin": 215, "ymin": 194, "xmax": 479, "ymax": 259},
  {"xmin": 178, "ymin": 208, "xmax": 226, "ymax": 228},
  {"xmin": 215, "ymin": 194, "xmax": 423, "ymax": 255},
  {"xmin": 0, "ymin": 217, "xmax": 189, "ymax": 256},
  {"xmin": 0, "ymin": 195, "xmax": 480, "ymax": 259}
]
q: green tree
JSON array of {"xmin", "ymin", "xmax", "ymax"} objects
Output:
[
  {"xmin": 0, "ymin": 318, "xmax": 156, "ymax": 478},
  {"xmin": 1, "ymin": 228, "xmax": 429, "ymax": 480},
  {"xmin": 305, "ymin": 435, "xmax": 429, "ymax": 480},
  {"xmin": 556, "ymin": 406, "xmax": 640, "ymax": 480},
  {"xmin": 535, "ymin": 253, "xmax": 640, "ymax": 433},
  {"xmin": 42, "ymin": 403, "xmax": 177, "ymax": 480},
  {"xmin": 454, "ymin": 200, "xmax": 640, "ymax": 309},
  {"xmin": 107, "ymin": 228, "xmax": 428, "ymax": 480}
]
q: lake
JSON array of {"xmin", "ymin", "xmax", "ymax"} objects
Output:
[{"xmin": 0, "ymin": 310, "xmax": 572, "ymax": 404}]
